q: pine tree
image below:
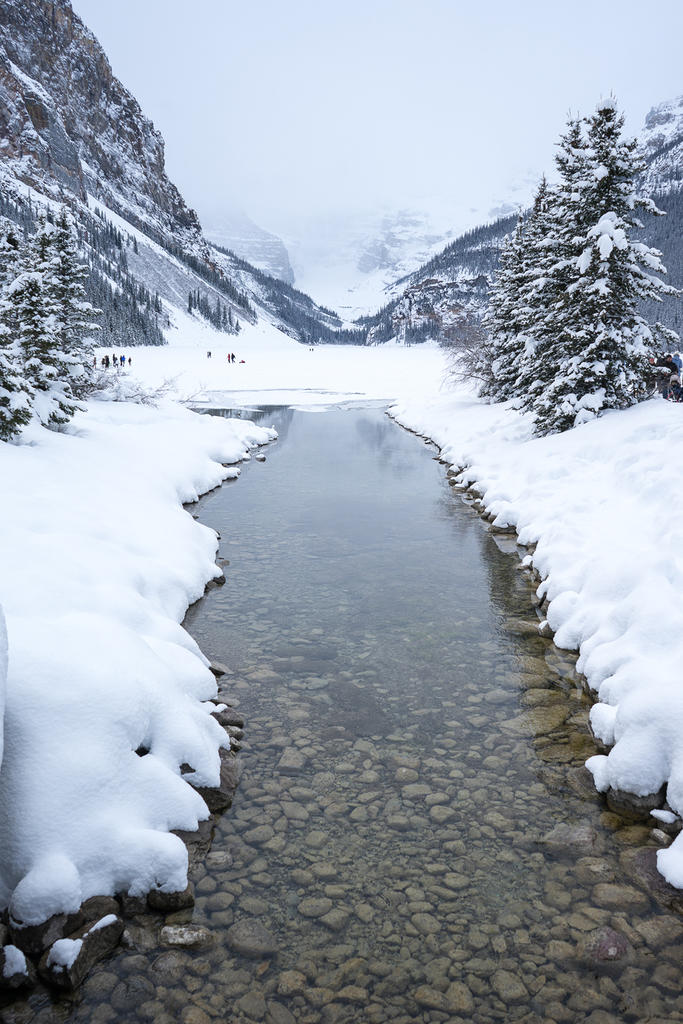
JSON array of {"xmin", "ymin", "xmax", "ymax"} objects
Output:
[
  {"xmin": 530, "ymin": 101, "xmax": 678, "ymax": 434},
  {"xmin": 0, "ymin": 222, "xmax": 32, "ymax": 440},
  {"xmin": 51, "ymin": 208, "xmax": 99, "ymax": 396},
  {"xmin": 11, "ymin": 218, "xmax": 76, "ymax": 428},
  {"xmin": 478, "ymin": 215, "xmax": 526, "ymax": 400}
]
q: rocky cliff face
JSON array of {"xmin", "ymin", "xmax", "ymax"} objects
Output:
[
  {"xmin": 640, "ymin": 95, "xmax": 683, "ymax": 195},
  {"xmin": 0, "ymin": 0, "xmax": 200, "ymax": 244},
  {"xmin": 206, "ymin": 210, "xmax": 295, "ymax": 285}
]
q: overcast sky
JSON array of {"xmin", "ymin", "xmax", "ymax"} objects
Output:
[{"xmin": 73, "ymin": 0, "xmax": 683, "ymax": 235}]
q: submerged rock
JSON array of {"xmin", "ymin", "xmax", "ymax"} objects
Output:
[
  {"xmin": 540, "ymin": 821, "xmax": 597, "ymax": 855},
  {"xmin": 227, "ymin": 919, "xmax": 278, "ymax": 958},
  {"xmin": 578, "ymin": 927, "xmax": 633, "ymax": 970}
]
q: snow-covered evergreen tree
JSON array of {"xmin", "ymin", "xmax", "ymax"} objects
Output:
[
  {"xmin": 51, "ymin": 208, "xmax": 99, "ymax": 395},
  {"xmin": 479, "ymin": 215, "xmax": 527, "ymax": 400},
  {"xmin": 10, "ymin": 218, "xmax": 76, "ymax": 428},
  {"xmin": 509, "ymin": 177, "xmax": 563, "ymax": 403},
  {"xmin": 0, "ymin": 222, "xmax": 32, "ymax": 440},
  {"xmin": 532, "ymin": 99, "xmax": 678, "ymax": 434}
]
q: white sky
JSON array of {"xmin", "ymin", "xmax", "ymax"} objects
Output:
[{"xmin": 73, "ymin": 0, "xmax": 683, "ymax": 236}]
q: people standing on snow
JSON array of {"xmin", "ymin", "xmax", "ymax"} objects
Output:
[
  {"xmin": 120, "ymin": 354, "xmax": 126, "ymax": 367},
  {"xmin": 231, "ymin": 352, "xmax": 236, "ymax": 364},
  {"xmin": 649, "ymin": 354, "xmax": 677, "ymax": 399},
  {"xmin": 207, "ymin": 350, "xmax": 212, "ymax": 359}
]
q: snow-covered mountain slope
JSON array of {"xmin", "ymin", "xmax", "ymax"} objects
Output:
[
  {"xmin": 0, "ymin": 0, "xmax": 344, "ymax": 349},
  {"xmin": 204, "ymin": 209, "xmax": 294, "ymax": 285},
  {"xmin": 640, "ymin": 94, "xmax": 683, "ymax": 194}
]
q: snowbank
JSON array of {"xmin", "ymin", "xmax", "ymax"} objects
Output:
[
  {"xmin": 390, "ymin": 387, "xmax": 683, "ymax": 888},
  {"xmin": 0, "ymin": 399, "xmax": 274, "ymax": 923}
]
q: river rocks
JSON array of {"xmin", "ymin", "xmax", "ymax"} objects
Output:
[
  {"xmin": 592, "ymin": 882, "xmax": 650, "ymax": 911},
  {"xmin": 491, "ymin": 968, "xmax": 528, "ymax": 1004},
  {"xmin": 148, "ymin": 883, "xmax": 195, "ymax": 912},
  {"xmin": 446, "ymin": 980, "xmax": 475, "ymax": 1013},
  {"xmin": 159, "ymin": 925, "xmax": 214, "ymax": 948},
  {"xmin": 9, "ymin": 907, "xmax": 85, "ymax": 956},
  {"xmin": 24, "ymin": 442, "xmax": 677, "ymax": 1021},
  {"xmin": 578, "ymin": 927, "xmax": 633, "ymax": 969},
  {"xmin": 278, "ymin": 748, "xmax": 308, "ymax": 774},
  {"xmin": 605, "ymin": 784, "xmax": 667, "ymax": 821},
  {"xmin": 635, "ymin": 914, "xmax": 683, "ymax": 950},
  {"xmin": 226, "ymin": 919, "xmax": 278, "ymax": 958},
  {"xmin": 277, "ymin": 969, "xmax": 307, "ymax": 996},
  {"xmin": 411, "ymin": 912, "xmax": 440, "ymax": 935},
  {"xmin": 298, "ymin": 897, "xmax": 333, "ymax": 919},
  {"xmin": 620, "ymin": 847, "xmax": 683, "ymax": 913},
  {"xmin": 540, "ymin": 821, "xmax": 598, "ymax": 854},
  {"xmin": 38, "ymin": 914, "xmax": 124, "ymax": 990}
]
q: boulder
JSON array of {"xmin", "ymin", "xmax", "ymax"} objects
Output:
[
  {"xmin": 9, "ymin": 907, "xmax": 84, "ymax": 956},
  {"xmin": 605, "ymin": 785, "xmax": 667, "ymax": 821},
  {"xmin": 38, "ymin": 914, "xmax": 123, "ymax": 990}
]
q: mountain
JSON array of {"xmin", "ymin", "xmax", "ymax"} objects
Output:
[
  {"xmin": 205, "ymin": 209, "xmax": 295, "ymax": 286},
  {"xmin": 262, "ymin": 181, "xmax": 536, "ymax": 320},
  {"xmin": 640, "ymin": 95, "xmax": 683, "ymax": 194},
  {"xmin": 0, "ymin": 0, "xmax": 345, "ymax": 349},
  {"xmin": 356, "ymin": 214, "xmax": 517, "ymax": 346}
]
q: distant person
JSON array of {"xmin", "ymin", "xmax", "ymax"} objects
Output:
[
  {"xmin": 207, "ymin": 350, "xmax": 212, "ymax": 359},
  {"xmin": 239, "ymin": 359, "xmax": 245, "ymax": 364},
  {"xmin": 231, "ymin": 352, "xmax": 236, "ymax": 364},
  {"xmin": 120, "ymin": 354, "xmax": 125, "ymax": 366},
  {"xmin": 104, "ymin": 355, "xmax": 110, "ymax": 369},
  {"xmin": 127, "ymin": 356, "xmax": 132, "ymax": 369}
]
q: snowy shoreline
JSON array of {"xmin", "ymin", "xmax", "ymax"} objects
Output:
[
  {"xmin": 389, "ymin": 388, "xmax": 683, "ymax": 890},
  {"xmin": 0, "ymin": 397, "xmax": 275, "ymax": 944}
]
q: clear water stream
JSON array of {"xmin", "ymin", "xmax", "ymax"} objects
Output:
[{"xmin": 5, "ymin": 406, "xmax": 682, "ymax": 1024}]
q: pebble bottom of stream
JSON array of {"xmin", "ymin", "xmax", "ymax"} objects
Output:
[{"xmin": 4, "ymin": 407, "xmax": 682, "ymax": 1024}]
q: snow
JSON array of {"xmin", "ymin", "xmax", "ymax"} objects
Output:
[
  {"xmin": 389, "ymin": 383, "xmax": 683, "ymax": 889},
  {"xmin": 0, "ymin": 396, "xmax": 274, "ymax": 923},
  {"xmin": 110, "ymin": 318, "xmax": 450, "ymax": 409},
  {"xmin": 46, "ymin": 937, "xmax": 82, "ymax": 970},
  {"xmin": 2, "ymin": 945, "xmax": 28, "ymax": 978}
]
